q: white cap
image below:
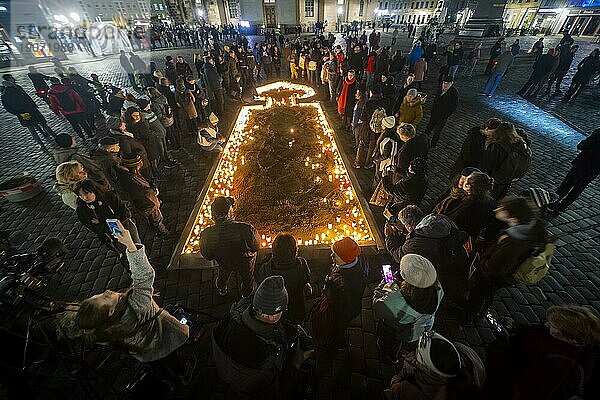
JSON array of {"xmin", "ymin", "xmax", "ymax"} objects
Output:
[
  {"xmin": 382, "ymin": 115, "xmax": 396, "ymax": 129},
  {"xmin": 400, "ymin": 254, "xmax": 436, "ymax": 288}
]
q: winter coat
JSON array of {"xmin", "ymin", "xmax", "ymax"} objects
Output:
[
  {"xmin": 434, "ymin": 193, "xmax": 496, "ymax": 239},
  {"xmin": 493, "ymin": 52, "xmax": 514, "ymax": 74},
  {"xmin": 396, "ymin": 134, "xmax": 430, "ymax": 174},
  {"xmin": 255, "ymin": 256, "xmax": 311, "ymax": 324},
  {"xmin": 359, "ymin": 93, "xmax": 386, "ymax": 125},
  {"xmin": 113, "ymin": 246, "xmax": 188, "ymax": 362},
  {"xmin": 115, "ymin": 168, "xmax": 160, "ymax": 214},
  {"xmin": 557, "ymin": 45, "xmax": 576, "ymax": 72},
  {"xmin": 451, "ymin": 126, "xmax": 486, "ymax": 177},
  {"xmin": 375, "ymin": 51, "xmax": 390, "ymax": 76},
  {"xmin": 150, "ymin": 95, "xmax": 174, "ymax": 127},
  {"xmin": 89, "ymin": 148, "xmax": 122, "ymax": 189},
  {"xmin": 413, "ymin": 59, "xmax": 427, "ymax": 81},
  {"xmin": 27, "ymin": 72, "xmax": 51, "ymax": 91},
  {"xmin": 393, "ymin": 82, "xmax": 418, "ymax": 115},
  {"xmin": 391, "ymin": 342, "xmax": 486, "ymax": 400},
  {"xmin": 573, "ymin": 54, "xmax": 600, "ymax": 83},
  {"xmin": 212, "ymin": 297, "xmax": 298, "ymax": 398},
  {"xmin": 53, "ymin": 149, "xmax": 112, "ymax": 190},
  {"xmin": 399, "ymin": 94, "xmax": 425, "ymax": 125},
  {"xmin": 431, "ymin": 86, "xmax": 458, "ymax": 121},
  {"xmin": 474, "ymin": 221, "xmax": 549, "ymax": 284},
  {"xmin": 376, "ymin": 128, "xmax": 401, "ymax": 172},
  {"xmin": 571, "ymin": 128, "xmax": 600, "ymax": 177},
  {"xmin": 531, "ymin": 54, "xmax": 558, "ymax": 79},
  {"xmin": 48, "ymin": 83, "xmax": 86, "ymax": 116},
  {"xmin": 1, "ymin": 81, "xmax": 48, "ymax": 126},
  {"xmin": 157, "ymin": 84, "xmax": 177, "ymax": 110},
  {"xmin": 372, "ymin": 280, "xmax": 443, "ymax": 343},
  {"xmin": 175, "ymin": 88, "xmax": 197, "ymax": 119},
  {"xmin": 204, "ymin": 64, "xmax": 223, "ymax": 94},
  {"xmin": 408, "ymin": 46, "xmax": 424, "ymax": 65},
  {"xmin": 175, "ymin": 61, "xmax": 193, "ymax": 79},
  {"xmin": 348, "ymin": 52, "xmax": 365, "ymax": 72},
  {"xmin": 478, "ymin": 137, "xmax": 527, "ymax": 185},
  {"xmin": 310, "ymin": 256, "xmax": 368, "ymax": 348},
  {"xmin": 382, "ymin": 172, "xmax": 428, "ymax": 210},
  {"xmin": 199, "ymin": 218, "xmax": 261, "ymax": 273},
  {"xmin": 386, "ymin": 214, "xmax": 469, "ymax": 303},
  {"xmin": 127, "ymin": 119, "xmax": 161, "ymax": 162},
  {"xmin": 337, "ymin": 77, "xmax": 357, "ymax": 117},
  {"xmin": 76, "ymin": 191, "xmax": 131, "ymax": 240},
  {"xmin": 485, "ymin": 325, "xmax": 595, "ymax": 400},
  {"xmin": 109, "ymin": 130, "xmax": 150, "ymax": 170}
]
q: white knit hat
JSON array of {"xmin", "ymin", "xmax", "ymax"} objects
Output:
[
  {"xmin": 400, "ymin": 254, "xmax": 437, "ymax": 288},
  {"xmin": 382, "ymin": 115, "xmax": 396, "ymax": 129}
]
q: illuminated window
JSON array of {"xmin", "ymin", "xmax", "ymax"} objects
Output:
[{"xmin": 305, "ymin": 0, "xmax": 314, "ymax": 17}]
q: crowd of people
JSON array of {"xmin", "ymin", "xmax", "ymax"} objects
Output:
[{"xmin": 0, "ymin": 25, "xmax": 599, "ymax": 400}]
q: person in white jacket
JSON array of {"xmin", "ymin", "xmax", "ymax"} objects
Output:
[{"xmin": 197, "ymin": 112, "xmax": 225, "ymax": 152}]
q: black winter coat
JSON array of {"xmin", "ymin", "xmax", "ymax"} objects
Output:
[
  {"xmin": 396, "ymin": 134, "xmax": 430, "ymax": 173},
  {"xmin": 386, "ymin": 215, "xmax": 469, "ymax": 302},
  {"xmin": 382, "ymin": 172, "xmax": 428, "ymax": 209},
  {"xmin": 1, "ymin": 82, "xmax": 47, "ymax": 126},
  {"xmin": 572, "ymin": 128, "xmax": 600, "ymax": 177},
  {"xmin": 434, "ymin": 194, "xmax": 496, "ymax": 239},
  {"xmin": 76, "ymin": 191, "xmax": 131, "ymax": 239},
  {"xmin": 431, "ymin": 86, "xmax": 458, "ymax": 121},
  {"xmin": 199, "ymin": 218, "xmax": 261, "ymax": 273},
  {"xmin": 451, "ymin": 126, "xmax": 486, "ymax": 177}
]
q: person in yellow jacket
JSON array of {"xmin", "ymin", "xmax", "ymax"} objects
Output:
[{"xmin": 398, "ymin": 89, "xmax": 426, "ymax": 126}]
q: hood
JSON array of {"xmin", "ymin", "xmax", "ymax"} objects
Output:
[
  {"xmin": 404, "ymin": 92, "xmax": 427, "ymax": 106},
  {"xmin": 505, "ymin": 221, "xmax": 547, "ymax": 243},
  {"xmin": 414, "ymin": 214, "xmax": 457, "ymax": 239},
  {"xmin": 49, "ymin": 84, "xmax": 70, "ymax": 93}
]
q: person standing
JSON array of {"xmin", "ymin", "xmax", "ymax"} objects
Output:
[
  {"xmin": 391, "ymin": 27, "xmax": 398, "ymax": 46},
  {"xmin": 254, "ymin": 233, "xmax": 312, "ymax": 324},
  {"xmin": 546, "ymin": 44, "xmax": 578, "ymax": 96},
  {"xmin": 204, "ymin": 57, "xmax": 224, "ymax": 117},
  {"xmin": 425, "ymin": 76, "xmax": 459, "ymax": 148},
  {"xmin": 119, "ymin": 50, "xmax": 138, "ymax": 89},
  {"xmin": 116, "ymin": 154, "xmax": 169, "ymax": 235},
  {"xmin": 510, "ymin": 39, "xmax": 520, "ymax": 56},
  {"xmin": 199, "ymin": 196, "xmax": 261, "ymax": 298},
  {"xmin": 485, "ymin": 37, "xmax": 505, "ymax": 75},
  {"xmin": 530, "ymin": 37, "xmax": 544, "ymax": 60},
  {"xmin": 26, "ymin": 66, "xmax": 51, "ymax": 103},
  {"xmin": 355, "ymin": 86, "xmax": 386, "ymax": 169},
  {"xmin": 482, "ymin": 50, "xmax": 514, "ymax": 97},
  {"xmin": 563, "ymin": 48, "xmax": 600, "ymax": 101},
  {"xmin": 547, "ymin": 128, "xmax": 600, "ymax": 214},
  {"xmin": 447, "ymin": 41, "xmax": 464, "ymax": 78},
  {"xmin": 310, "ymin": 237, "xmax": 368, "ymax": 350},
  {"xmin": 48, "ymin": 77, "xmax": 94, "ymax": 140},
  {"xmin": 1, "ymin": 74, "xmax": 56, "ymax": 149},
  {"xmin": 337, "ymin": 70, "xmax": 358, "ymax": 127}
]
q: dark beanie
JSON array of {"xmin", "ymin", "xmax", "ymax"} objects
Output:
[
  {"xmin": 211, "ymin": 196, "xmax": 234, "ymax": 217},
  {"xmin": 55, "ymin": 133, "xmax": 74, "ymax": 148},
  {"xmin": 253, "ymin": 276, "xmax": 288, "ymax": 315},
  {"xmin": 98, "ymin": 136, "xmax": 118, "ymax": 146},
  {"xmin": 136, "ymin": 98, "xmax": 150, "ymax": 110}
]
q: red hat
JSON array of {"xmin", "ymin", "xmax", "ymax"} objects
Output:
[{"xmin": 332, "ymin": 237, "xmax": 361, "ymax": 264}]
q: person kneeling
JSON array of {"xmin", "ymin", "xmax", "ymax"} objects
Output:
[
  {"xmin": 197, "ymin": 112, "xmax": 225, "ymax": 152},
  {"xmin": 57, "ymin": 221, "xmax": 192, "ymax": 385},
  {"xmin": 212, "ymin": 276, "xmax": 313, "ymax": 399}
]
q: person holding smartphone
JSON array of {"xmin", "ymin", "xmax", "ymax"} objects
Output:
[
  {"xmin": 74, "ymin": 179, "xmax": 140, "ymax": 266},
  {"xmin": 58, "ymin": 220, "xmax": 192, "ymax": 387},
  {"xmin": 372, "ymin": 254, "xmax": 444, "ymax": 364}
]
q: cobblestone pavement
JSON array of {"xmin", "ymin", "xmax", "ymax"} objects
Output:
[{"xmin": 0, "ymin": 34, "xmax": 598, "ymax": 399}]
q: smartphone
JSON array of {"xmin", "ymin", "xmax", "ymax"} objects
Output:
[
  {"xmin": 169, "ymin": 84, "xmax": 175, "ymax": 92},
  {"xmin": 106, "ymin": 219, "xmax": 122, "ymax": 237},
  {"xmin": 486, "ymin": 312, "xmax": 504, "ymax": 334},
  {"xmin": 179, "ymin": 317, "xmax": 188, "ymax": 325},
  {"xmin": 382, "ymin": 264, "xmax": 394, "ymax": 283}
]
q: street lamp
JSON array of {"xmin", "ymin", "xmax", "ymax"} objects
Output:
[{"xmin": 337, "ymin": 7, "xmax": 343, "ymax": 15}]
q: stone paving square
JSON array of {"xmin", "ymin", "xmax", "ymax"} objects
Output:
[{"xmin": 0, "ymin": 33, "xmax": 598, "ymax": 399}]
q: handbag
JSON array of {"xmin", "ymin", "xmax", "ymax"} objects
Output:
[{"xmin": 369, "ymin": 180, "xmax": 389, "ymax": 207}]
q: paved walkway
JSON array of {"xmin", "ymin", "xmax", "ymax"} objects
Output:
[{"xmin": 0, "ymin": 36, "xmax": 598, "ymax": 399}]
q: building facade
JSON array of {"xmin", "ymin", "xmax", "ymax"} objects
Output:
[
  {"xmin": 530, "ymin": 0, "xmax": 569, "ymax": 34},
  {"xmin": 204, "ymin": 0, "xmax": 379, "ymax": 30},
  {"xmin": 372, "ymin": 0, "xmax": 446, "ymax": 25},
  {"xmin": 561, "ymin": 0, "xmax": 600, "ymax": 36},
  {"xmin": 503, "ymin": 0, "xmax": 540, "ymax": 30}
]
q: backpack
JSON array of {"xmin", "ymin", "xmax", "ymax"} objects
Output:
[
  {"xmin": 495, "ymin": 140, "xmax": 532, "ymax": 184},
  {"xmin": 513, "ymin": 242, "xmax": 556, "ymax": 284},
  {"xmin": 369, "ymin": 107, "xmax": 387, "ymax": 134},
  {"xmin": 55, "ymin": 90, "xmax": 77, "ymax": 112}
]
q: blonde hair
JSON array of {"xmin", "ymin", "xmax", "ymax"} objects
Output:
[
  {"xmin": 397, "ymin": 123, "xmax": 416, "ymax": 140},
  {"xmin": 487, "ymin": 121, "xmax": 524, "ymax": 149},
  {"xmin": 546, "ymin": 305, "xmax": 600, "ymax": 347},
  {"xmin": 56, "ymin": 161, "xmax": 84, "ymax": 185}
]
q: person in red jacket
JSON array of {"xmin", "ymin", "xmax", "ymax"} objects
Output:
[{"xmin": 48, "ymin": 77, "xmax": 94, "ymax": 139}]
